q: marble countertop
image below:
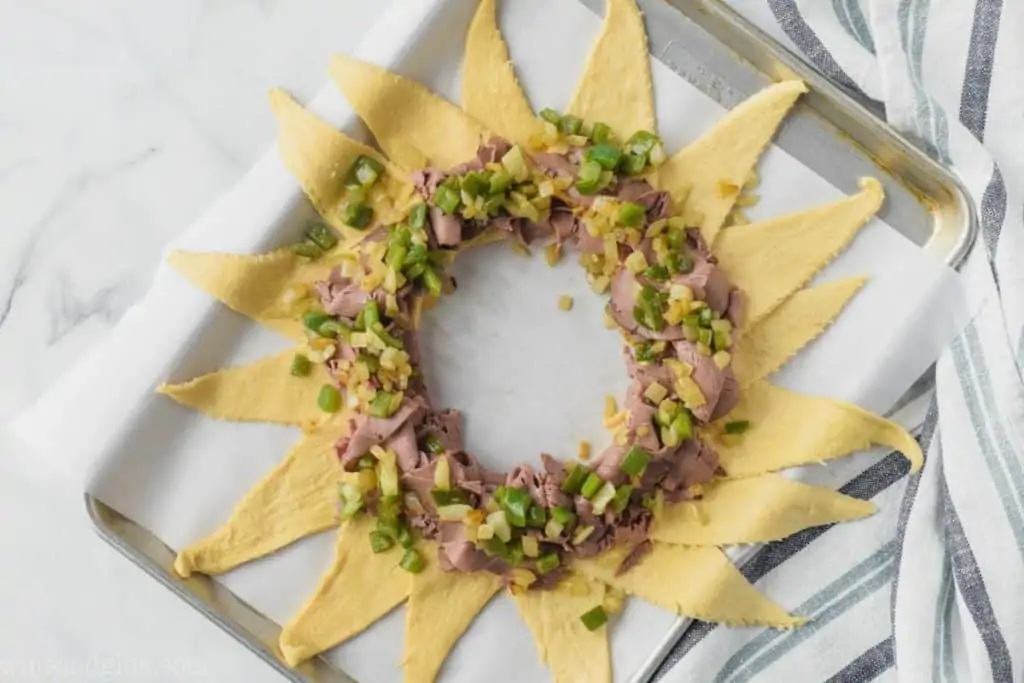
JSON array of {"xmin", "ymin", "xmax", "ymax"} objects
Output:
[{"xmin": 0, "ymin": 2, "xmax": 392, "ymax": 680}]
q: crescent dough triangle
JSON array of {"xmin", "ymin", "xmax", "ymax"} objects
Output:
[
  {"xmin": 270, "ymin": 89, "xmax": 408, "ymax": 238},
  {"xmin": 711, "ymin": 380, "xmax": 923, "ymax": 476},
  {"xmin": 732, "ymin": 277, "xmax": 867, "ymax": 387},
  {"xmin": 512, "ymin": 577, "xmax": 612, "ymax": 683},
  {"xmin": 567, "ymin": 0, "xmax": 655, "ymax": 141},
  {"xmin": 280, "ymin": 515, "xmax": 411, "ymax": 666},
  {"xmin": 650, "ymin": 474, "xmax": 876, "ymax": 546},
  {"xmin": 461, "ymin": 0, "xmax": 543, "ymax": 147},
  {"xmin": 716, "ymin": 177, "xmax": 883, "ymax": 330},
  {"xmin": 574, "ymin": 544, "xmax": 803, "ymax": 628},
  {"xmin": 168, "ymin": 248, "xmax": 333, "ymax": 341},
  {"xmin": 173, "ymin": 421, "xmax": 346, "ymax": 577},
  {"xmin": 656, "ymin": 80, "xmax": 807, "ymax": 246},
  {"xmin": 330, "ymin": 55, "xmax": 488, "ymax": 170},
  {"xmin": 402, "ymin": 549, "xmax": 503, "ymax": 683},
  {"xmin": 158, "ymin": 351, "xmax": 334, "ymax": 428}
]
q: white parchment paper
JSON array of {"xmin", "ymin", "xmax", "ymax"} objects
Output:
[{"xmin": 10, "ymin": 0, "xmax": 966, "ymax": 681}]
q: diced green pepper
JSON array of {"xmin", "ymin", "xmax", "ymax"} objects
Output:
[
  {"xmin": 404, "ymin": 243, "xmax": 428, "ymax": 267},
  {"xmin": 489, "ymin": 169, "xmax": 513, "ymax": 194},
  {"xmin": 290, "ymin": 354, "xmax": 312, "ymax": 377},
  {"xmin": 342, "ymin": 202, "xmax": 374, "ymax": 229},
  {"xmin": 431, "ymin": 488, "xmax": 470, "ymax": 506},
  {"xmin": 580, "ymin": 472, "xmax": 604, "ymax": 500},
  {"xmin": 539, "ymin": 108, "xmax": 562, "ymax": 126},
  {"xmin": 699, "ymin": 306, "xmax": 714, "ymax": 326},
  {"xmin": 480, "ymin": 537, "xmax": 510, "ymax": 559},
  {"xmin": 611, "ymin": 484, "xmax": 634, "ymax": 514},
  {"xmin": 574, "ymin": 159, "xmax": 604, "ymax": 195},
  {"xmin": 290, "ymin": 240, "xmax": 323, "ymax": 259},
  {"xmin": 386, "ymin": 243, "xmax": 408, "ymax": 272},
  {"xmin": 356, "ymin": 455, "xmax": 376, "ymax": 470},
  {"xmin": 585, "ymin": 143, "xmax": 622, "ymax": 171},
  {"xmin": 558, "ymin": 114, "xmax": 583, "ymax": 136},
  {"xmin": 303, "ymin": 311, "xmax": 332, "ymax": 334},
  {"xmin": 369, "ymin": 391, "xmax": 397, "ymax": 418},
  {"xmin": 590, "ymin": 121, "xmax": 613, "ymax": 144},
  {"xmin": 527, "ymin": 504, "xmax": 548, "ymax": 528},
  {"xmin": 362, "ymin": 300, "xmax": 381, "ymax": 329},
  {"xmin": 642, "ymin": 264, "xmax": 670, "ymax": 281},
  {"xmin": 307, "ymin": 222, "xmax": 338, "ymax": 251},
  {"xmin": 482, "ymin": 193, "xmax": 506, "ymax": 216},
  {"xmin": 671, "ymin": 411, "xmax": 693, "ymax": 442},
  {"xmin": 620, "ymin": 152, "xmax": 647, "ymax": 176},
  {"xmin": 634, "ymin": 342, "xmax": 655, "ymax": 364},
  {"xmin": 497, "ymin": 486, "xmax": 532, "ymax": 527},
  {"xmin": 423, "ymin": 434, "xmax": 446, "ymax": 455},
  {"xmin": 434, "ymin": 185, "xmax": 461, "ymax": 214},
  {"xmin": 396, "ymin": 526, "xmax": 414, "ymax": 549},
  {"xmin": 535, "ymin": 552, "xmax": 561, "ymax": 575},
  {"xmin": 399, "ymin": 548, "xmax": 425, "ymax": 573},
  {"xmin": 625, "ymin": 130, "xmax": 660, "ymax": 155},
  {"xmin": 356, "ymin": 352, "xmax": 379, "ymax": 373},
  {"xmin": 697, "ymin": 328, "xmax": 713, "ymax": 347},
  {"xmin": 724, "ymin": 420, "xmax": 751, "ymax": 435},
  {"xmin": 319, "ymin": 319, "xmax": 352, "ymax": 340},
  {"xmin": 561, "ymin": 464, "xmax": 589, "ymax": 494},
  {"xmin": 352, "ymin": 155, "xmax": 385, "ymax": 186},
  {"xmin": 551, "ymin": 506, "xmax": 577, "ymax": 526},
  {"xmin": 666, "ymin": 225, "xmax": 687, "ymax": 251},
  {"xmin": 666, "ymin": 250, "xmax": 694, "ymax": 274},
  {"xmin": 713, "ymin": 329, "xmax": 731, "ymax": 351},
  {"xmin": 317, "ymin": 385, "xmax": 341, "ymax": 413},
  {"xmin": 460, "ymin": 171, "xmax": 490, "ymax": 197},
  {"xmin": 507, "ymin": 542, "xmax": 525, "ymax": 566},
  {"xmin": 619, "ymin": 445, "xmax": 651, "ymax": 477},
  {"xmin": 580, "ymin": 606, "xmax": 608, "ymax": 631},
  {"xmin": 369, "ymin": 530, "xmax": 395, "ymax": 554},
  {"xmin": 422, "ymin": 265, "xmax": 443, "ymax": 297},
  {"xmin": 408, "ymin": 203, "xmax": 428, "ymax": 229},
  {"xmin": 618, "ymin": 201, "xmax": 646, "ymax": 227}
]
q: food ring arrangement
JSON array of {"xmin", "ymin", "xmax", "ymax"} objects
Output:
[{"xmin": 158, "ymin": 0, "xmax": 923, "ymax": 680}]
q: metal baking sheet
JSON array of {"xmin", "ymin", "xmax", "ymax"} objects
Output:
[{"xmin": 85, "ymin": 0, "xmax": 976, "ymax": 681}]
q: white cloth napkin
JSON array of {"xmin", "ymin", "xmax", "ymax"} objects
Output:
[{"xmin": 653, "ymin": 2, "xmax": 1024, "ymax": 682}]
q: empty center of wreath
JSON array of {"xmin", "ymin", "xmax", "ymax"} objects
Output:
[{"xmin": 418, "ymin": 240, "xmax": 629, "ymax": 471}]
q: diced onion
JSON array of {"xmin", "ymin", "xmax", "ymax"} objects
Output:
[
  {"xmin": 434, "ymin": 457, "xmax": 451, "ymax": 491},
  {"xmin": 437, "ymin": 504, "xmax": 472, "ymax": 522},
  {"xmin": 486, "ymin": 510, "xmax": 513, "ymax": 543},
  {"xmin": 590, "ymin": 482, "xmax": 617, "ymax": 515}
]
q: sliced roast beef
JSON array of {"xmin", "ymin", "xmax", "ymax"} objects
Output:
[
  {"xmin": 672, "ymin": 260, "xmax": 731, "ymax": 313},
  {"xmin": 530, "ymin": 151, "xmax": 577, "ymax": 178},
  {"xmin": 386, "ymin": 421, "xmax": 421, "ymax": 472},
  {"xmin": 673, "ymin": 341, "xmax": 729, "ymax": 423},
  {"xmin": 337, "ymin": 396, "xmax": 428, "ymax": 470},
  {"xmin": 725, "ymin": 289, "xmax": 745, "ymax": 328},
  {"xmin": 608, "ymin": 269, "xmax": 684, "ymax": 340},
  {"xmin": 430, "ymin": 207, "xmax": 462, "ymax": 247},
  {"xmin": 410, "ymin": 168, "xmax": 446, "ymax": 199},
  {"xmin": 615, "ymin": 180, "xmax": 670, "ymax": 222},
  {"xmin": 421, "ymin": 409, "xmax": 464, "ymax": 453},
  {"xmin": 593, "ymin": 445, "xmax": 628, "ymax": 485},
  {"xmin": 624, "ymin": 381, "xmax": 661, "ymax": 453},
  {"xmin": 615, "ymin": 540, "xmax": 653, "ymax": 575},
  {"xmin": 711, "ymin": 371, "xmax": 741, "ymax": 421},
  {"xmin": 438, "ymin": 522, "xmax": 503, "ymax": 573}
]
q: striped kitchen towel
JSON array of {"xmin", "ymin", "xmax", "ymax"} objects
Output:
[{"xmin": 656, "ymin": 1, "xmax": 1024, "ymax": 682}]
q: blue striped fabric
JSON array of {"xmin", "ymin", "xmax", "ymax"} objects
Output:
[{"xmin": 661, "ymin": 1, "xmax": 1024, "ymax": 681}]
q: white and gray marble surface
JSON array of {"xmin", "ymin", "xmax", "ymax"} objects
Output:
[{"xmin": 0, "ymin": 2, "xmax": 392, "ymax": 680}]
